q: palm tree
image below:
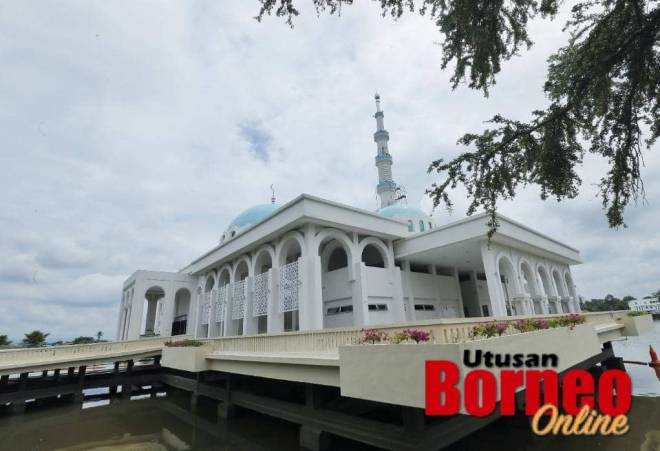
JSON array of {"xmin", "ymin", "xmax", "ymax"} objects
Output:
[
  {"xmin": 0, "ymin": 335, "xmax": 11, "ymax": 346},
  {"xmin": 22, "ymin": 330, "xmax": 49, "ymax": 347},
  {"xmin": 96, "ymin": 331, "xmax": 103, "ymax": 342}
]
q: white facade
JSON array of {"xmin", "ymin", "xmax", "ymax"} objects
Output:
[
  {"xmin": 629, "ymin": 298, "xmax": 660, "ymax": 313},
  {"xmin": 116, "ymin": 96, "xmax": 583, "ymax": 341}
]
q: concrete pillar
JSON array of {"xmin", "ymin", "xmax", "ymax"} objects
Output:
[
  {"xmin": 244, "ymin": 277, "xmax": 258, "ymax": 335},
  {"xmin": 300, "ymin": 224, "xmax": 323, "ymax": 331},
  {"xmin": 42, "ymin": 370, "xmax": 48, "ymax": 378},
  {"xmin": 452, "ymin": 267, "xmax": 466, "ymax": 318},
  {"xmin": 12, "ymin": 402, "xmax": 26, "ymax": 414},
  {"xmin": 402, "ymin": 407, "xmax": 425, "ymax": 433},
  {"xmin": 67, "ymin": 367, "xmax": 75, "ymax": 379},
  {"xmin": 19, "ymin": 372, "xmax": 28, "ymax": 390},
  {"xmin": 305, "ymin": 384, "xmax": 323, "ymax": 410},
  {"xmin": 0, "ymin": 375, "xmax": 9, "ymax": 386},
  {"xmin": 400, "ymin": 260, "xmax": 414, "ymax": 321},
  {"xmin": 208, "ymin": 288, "xmax": 217, "ymax": 338},
  {"xmin": 268, "ymin": 267, "xmax": 284, "ymax": 334},
  {"xmin": 390, "ymin": 265, "xmax": 406, "ymax": 322},
  {"xmin": 352, "ymin": 261, "xmax": 368, "ymax": 327},
  {"xmin": 110, "ymin": 361, "xmax": 120, "ymax": 395},
  {"xmin": 541, "ymin": 297, "xmax": 549, "ymax": 314},
  {"xmin": 53, "ymin": 369, "xmax": 60, "ymax": 380},
  {"xmin": 480, "ymin": 244, "xmax": 507, "ymax": 317},
  {"xmin": 299, "ymin": 426, "xmax": 331, "ymax": 451},
  {"xmin": 217, "ymin": 402, "xmax": 236, "ymax": 419}
]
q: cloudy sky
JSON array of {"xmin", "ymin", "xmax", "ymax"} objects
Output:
[{"xmin": 1, "ymin": 1, "xmax": 658, "ymax": 341}]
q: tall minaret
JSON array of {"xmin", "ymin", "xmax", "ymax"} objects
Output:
[{"xmin": 373, "ymin": 93, "xmax": 398, "ymax": 208}]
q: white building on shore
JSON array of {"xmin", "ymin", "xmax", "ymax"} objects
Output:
[
  {"xmin": 116, "ymin": 95, "xmax": 582, "ymax": 341},
  {"xmin": 629, "ymin": 298, "xmax": 660, "ymax": 314}
]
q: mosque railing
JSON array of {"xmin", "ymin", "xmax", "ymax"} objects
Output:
[
  {"xmin": 0, "ymin": 335, "xmax": 177, "ymax": 368},
  {"xmin": 203, "ymin": 311, "xmax": 623, "ymax": 355}
]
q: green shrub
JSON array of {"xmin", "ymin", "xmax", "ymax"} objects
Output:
[
  {"xmin": 627, "ymin": 311, "xmax": 650, "ymax": 317},
  {"xmin": 164, "ymin": 339, "xmax": 205, "ymax": 347}
]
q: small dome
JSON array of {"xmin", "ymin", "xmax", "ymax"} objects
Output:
[
  {"xmin": 221, "ymin": 204, "xmax": 279, "ymax": 243},
  {"xmin": 378, "ymin": 204, "xmax": 434, "ymax": 234}
]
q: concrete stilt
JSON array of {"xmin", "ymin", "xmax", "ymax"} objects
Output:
[
  {"xmin": 217, "ymin": 402, "xmax": 236, "ymax": 419},
  {"xmin": 109, "ymin": 361, "xmax": 120, "ymax": 396},
  {"xmin": 402, "ymin": 407, "xmax": 425, "ymax": 433},
  {"xmin": 11, "ymin": 402, "xmax": 27, "ymax": 414},
  {"xmin": 299, "ymin": 426, "xmax": 331, "ymax": 451}
]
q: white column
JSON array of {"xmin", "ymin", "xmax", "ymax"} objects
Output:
[
  {"xmin": 453, "ymin": 267, "xmax": 466, "ymax": 318},
  {"xmin": 268, "ymin": 267, "xmax": 284, "ymax": 334},
  {"xmin": 400, "ymin": 260, "xmax": 414, "ymax": 321},
  {"xmin": 387, "ymin": 240, "xmax": 406, "ymax": 322},
  {"xmin": 222, "ymin": 283, "xmax": 233, "ymax": 336},
  {"xmin": 244, "ymin": 277, "xmax": 258, "ymax": 335},
  {"xmin": 480, "ymin": 244, "xmax": 507, "ymax": 317}
]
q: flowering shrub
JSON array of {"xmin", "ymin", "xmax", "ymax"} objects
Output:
[
  {"xmin": 532, "ymin": 319, "xmax": 551, "ymax": 330},
  {"xmin": 512, "ymin": 319, "xmax": 537, "ymax": 333},
  {"xmin": 360, "ymin": 328, "xmax": 389, "ymax": 344},
  {"xmin": 556, "ymin": 314, "xmax": 587, "ymax": 328},
  {"xmin": 404, "ymin": 328, "xmax": 432, "ymax": 343},
  {"xmin": 360, "ymin": 328, "xmax": 432, "ymax": 344},
  {"xmin": 470, "ymin": 321, "xmax": 510, "ymax": 338},
  {"xmin": 390, "ymin": 331, "xmax": 412, "ymax": 344},
  {"xmin": 471, "ymin": 314, "xmax": 586, "ymax": 339},
  {"xmin": 164, "ymin": 339, "xmax": 205, "ymax": 347}
]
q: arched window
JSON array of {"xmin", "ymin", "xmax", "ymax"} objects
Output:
[
  {"xmin": 327, "ymin": 246, "xmax": 348, "ymax": 271},
  {"xmin": 361, "ymin": 244, "xmax": 385, "ymax": 268},
  {"xmin": 419, "ymin": 220, "xmax": 425, "ymax": 232},
  {"xmin": 407, "ymin": 220, "xmax": 413, "ymax": 232}
]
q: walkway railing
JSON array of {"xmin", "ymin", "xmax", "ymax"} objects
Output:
[
  {"xmin": 0, "ymin": 335, "xmax": 178, "ymax": 367},
  {"xmin": 203, "ymin": 311, "xmax": 623, "ymax": 355}
]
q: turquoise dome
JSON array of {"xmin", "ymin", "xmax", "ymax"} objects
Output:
[
  {"xmin": 378, "ymin": 204, "xmax": 427, "ymax": 218},
  {"xmin": 228, "ymin": 204, "xmax": 279, "ymax": 230}
]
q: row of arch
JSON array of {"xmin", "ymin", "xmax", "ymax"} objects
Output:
[
  {"xmin": 496, "ymin": 253, "xmax": 578, "ymax": 315},
  {"xmin": 195, "ymin": 228, "xmax": 394, "ymax": 336}
]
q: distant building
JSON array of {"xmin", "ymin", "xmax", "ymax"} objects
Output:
[
  {"xmin": 629, "ymin": 298, "xmax": 660, "ymax": 313},
  {"xmin": 116, "ymin": 95, "xmax": 582, "ymax": 341}
]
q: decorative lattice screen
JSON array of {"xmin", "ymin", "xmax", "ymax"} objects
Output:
[
  {"xmin": 215, "ymin": 285, "xmax": 227, "ymax": 322},
  {"xmin": 232, "ymin": 280, "xmax": 246, "ymax": 320},
  {"xmin": 253, "ymin": 272, "xmax": 270, "ymax": 317},
  {"xmin": 279, "ymin": 260, "xmax": 300, "ymax": 313}
]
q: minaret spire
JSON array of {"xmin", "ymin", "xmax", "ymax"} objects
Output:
[{"xmin": 373, "ymin": 93, "xmax": 397, "ymax": 208}]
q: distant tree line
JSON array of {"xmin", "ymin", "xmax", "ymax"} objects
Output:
[
  {"xmin": 0, "ymin": 330, "xmax": 106, "ymax": 348},
  {"xmin": 581, "ymin": 294, "xmax": 635, "ymax": 312},
  {"xmin": 580, "ymin": 289, "xmax": 659, "ymax": 312}
]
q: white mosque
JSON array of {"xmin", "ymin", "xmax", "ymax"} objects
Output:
[{"xmin": 116, "ymin": 95, "xmax": 582, "ymax": 341}]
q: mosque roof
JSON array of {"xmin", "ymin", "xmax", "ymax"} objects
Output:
[
  {"xmin": 378, "ymin": 204, "xmax": 429, "ymax": 219},
  {"xmin": 227, "ymin": 204, "xmax": 279, "ymax": 230}
]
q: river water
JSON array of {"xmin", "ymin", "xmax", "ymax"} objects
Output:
[{"xmin": 1, "ymin": 321, "xmax": 658, "ymax": 451}]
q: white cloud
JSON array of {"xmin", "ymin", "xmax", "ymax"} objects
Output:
[{"xmin": 0, "ymin": 1, "xmax": 657, "ymax": 340}]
